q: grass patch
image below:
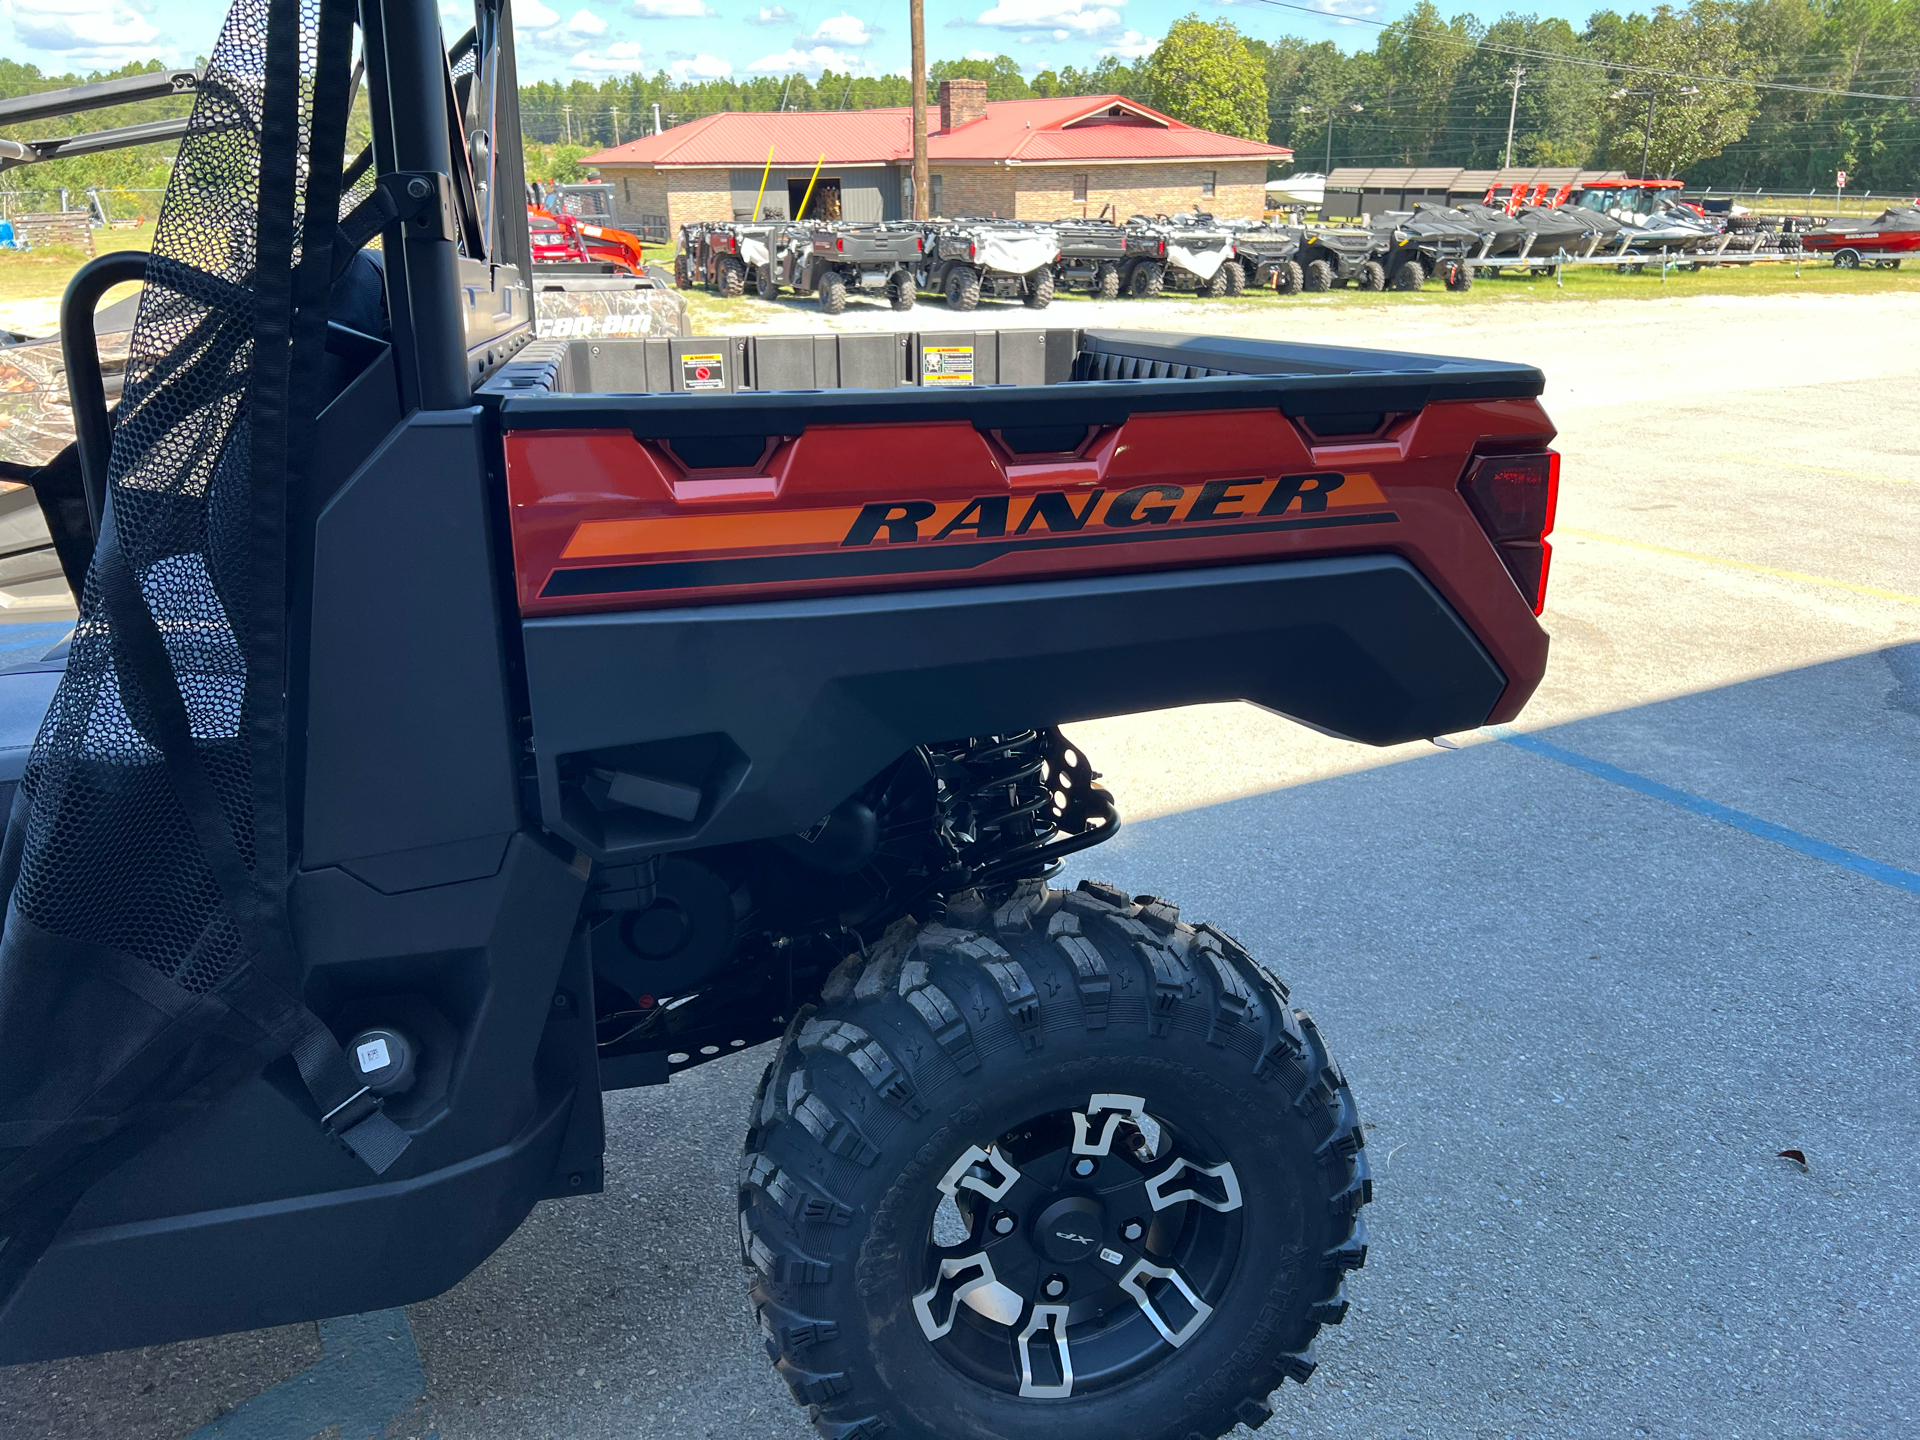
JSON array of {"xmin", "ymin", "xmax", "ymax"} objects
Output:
[{"xmin": 0, "ymin": 228, "xmax": 154, "ymax": 306}]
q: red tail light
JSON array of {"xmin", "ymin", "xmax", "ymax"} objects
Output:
[
  {"xmin": 917, "ymin": 235, "xmax": 924, "ymax": 253},
  {"xmin": 1459, "ymin": 450, "xmax": 1559, "ymax": 614},
  {"xmin": 836, "ymin": 237, "xmax": 844, "ymax": 253},
  {"xmin": 1157, "ymin": 239, "xmax": 1166, "ymax": 257},
  {"xmin": 968, "ymin": 242, "xmax": 977, "ymax": 259}
]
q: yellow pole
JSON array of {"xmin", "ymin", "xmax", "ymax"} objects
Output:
[
  {"xmin": 750, "ymin": 143, "xmax": 775, "ymax": 221},
  {"xmin": 796, "ymin": 151, "xmax": 826, "ymax": 220}
]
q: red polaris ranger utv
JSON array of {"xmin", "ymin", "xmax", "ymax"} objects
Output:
[{"xmin": 0, "ymin": 3, "xmax": 1559, "ymax": 1437}]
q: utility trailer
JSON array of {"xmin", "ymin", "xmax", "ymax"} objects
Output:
[
  {"xmin": 0, "ymin": 7, "xmax": 1564, "ymax": 1440},
  {"xmin": 920, "ymin": 220, "xmax": 1060, "ymax": 310}
]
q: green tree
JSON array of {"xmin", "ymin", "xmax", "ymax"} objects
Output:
[
  {"xmin": 1598, "ymin": 2, "xmax": 1758, "ymax": 176},
  {"xmin": 1142, "ymin": 15, "xmax": 1268, "ymax": 140},
  {"xmin": 930, "ymin": 55, "xmax": 1032, "ymax": 100}
]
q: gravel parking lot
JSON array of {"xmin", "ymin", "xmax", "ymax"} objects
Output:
[{"xmin": 2, "ymin": 290, "xmax": 1915, "ymax": 1440}]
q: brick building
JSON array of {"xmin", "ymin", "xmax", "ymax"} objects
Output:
[{"xmin": 584, "ymin": 79, "xmax": 1288, "ymax": 237}]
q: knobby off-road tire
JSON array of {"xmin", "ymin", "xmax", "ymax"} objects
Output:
[
  {"xmin": 758, "ymin": 265, "xmax": 782, "ymax": 300},
  {"xmin": 674, "ymin": 252, "xmax": 692, "ymax": 289},
  {"xmin": 719, "ymin": 256, "xmax": 748, "ymax": 299},
  {"xmin": 1358, "ymin": 260, "xmax": 1387, "ymax": 292},
  {"xmin": 1301, "ymin": 258, "xmax": 1333, "ymax": 293},
  {"xmin": 1268, "ymin": 260, "xmax": 1305, "ymax": 295},
  {"xmin": 1094, "ymin": 263, "xmax": 1121, "ymax": 300},
  {"xmin": 1392, "ymin": 260, "xmax": 1426, "ymax": 291},
  {"xmin": 1223, "ymin": 260, "xmax": 1247, "ymax": 296},
  {"xmin": 818, "ymin": 271, "xmax": 849, "ymax": 315},
  {"xmin": 1203, "ymin": 267, "xmax": 1231, "ymax": 299},
  {"xmin": 1024, "ymin": 267, "xmax": 1054, "ymax": 309},
  {"xmin": 1129, "ymin": 262, "xmax": 1165, "ymax": 298},
  {"xmin": 945, "ymin": 267, "xmax": 983, "ymax": 311},
  {"xmin": 1444, "ymin": 260, "xmax": 1474, "ymax": 292},
  {"xmin": 888, "ymin": 269, "xmax": 917, "ymax": 311},
  {"xmin": 741, "ymin": 880, "xmax": 1370, "ymax": 1440}
]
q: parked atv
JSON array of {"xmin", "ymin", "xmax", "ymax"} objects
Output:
[
  {"xmin": 761, "ymin": 221, "xmax": 926, "ymax": 313},
  {"xmin": 1220, "ymin": 220, "xmax": 1307, "ymax": 295},
  {"xmin": 1050, "ymin": 219, "xmax": 1130, "ymax": 298},
  {"xmin": 1132, "ymin": 215, "xmax": 1241, "ymax": 296},
  {"xmin": 921, "ymin": 220, "xmax": 1060, "ymax": 310},
  {"xmin": 1291, "ymin": 223, "xmax": 1381, "ymax": 292},
  {"xmin": 0, "ymin": 10, "xmax": 1562, "ymax": 1440},
  {"xmin": 1372, "ymin": 210, "xmax": 1483, "ymax": 292}
]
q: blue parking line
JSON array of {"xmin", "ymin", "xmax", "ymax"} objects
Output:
[
  {"xmin": 1488, "ymin": 725, "xmax": 1920, "ymax": 897},
  {"xmin": 181, "ymin": 1308, "xmax": 432, "ymax": 1440}
]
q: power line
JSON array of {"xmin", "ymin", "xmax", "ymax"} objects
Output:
[{"xmin": 1242, "ymin": 0, "xmax": 1920, "ymax": 102}]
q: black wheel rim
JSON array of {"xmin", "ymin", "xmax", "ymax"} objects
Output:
[{"xmin": 911, "ymin": 1093, "xmax": 1245, "ymax": 1400}]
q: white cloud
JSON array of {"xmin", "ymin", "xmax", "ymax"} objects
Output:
[
  {"xmin": 570, "ymin": 39, "xmax": 646, "ymax": 71},
  {"xmin": 670, "ymin": 52, "xmax": 735, "ymax": 79},
  {"xmin": 811, "ymin": 12, "xmax": 871, "ymax": 45},
  {"xmin": 1098, "ymin": 26, "xmax": 1156, "ymax": 56},
  {"xmin": 747, "ymin": 43, "xmax": 864, "ymax": 74},
  {"xmin": 750, "ymin": 4, "xmax": 793, "ymax": 21},
  {"xmin": 6, "ymin": 0, "xmax": 161, "ymax": 64},
  {"xmin": 963, "ymin": 48, "xmax": 997, "ymax": 59},
  {"xmin": 626, "ymin": 0, "xmax": 713, "ymax": 15},
  {"xmin": 1052, "ymin": 27, "xmax": 1067, "ymax": 37},
  {"xmin": 517, "ymin": 0, "xmax": 564, "ymax": 25},
  {"xmin": 974, "ymin": 0, "xmax": 1122, "ymax": 34},
  {"xmin": 567, "ymin": 7, "xmax": 608, "ymax": 34}
]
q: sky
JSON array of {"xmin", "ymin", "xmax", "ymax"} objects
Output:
[{"xmin": 6, "ymin": 0, "xmax": 1612, "ymax": 87}]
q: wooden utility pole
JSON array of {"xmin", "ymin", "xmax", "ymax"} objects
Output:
[{"xmin": 910, "ymin": 0, "xmax": 928, "ymax": 218}]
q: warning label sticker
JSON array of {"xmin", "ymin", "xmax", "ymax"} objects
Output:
[
  {"xmin": 681, "ymin": 352, "xmax": 726, "ymax": 390},
  {"xmin": 921, "ymin": 345, "xmax": 975, "ymax": 387}
]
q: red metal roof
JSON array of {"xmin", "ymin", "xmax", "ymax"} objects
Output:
[{"xmin": 584, "ymin": 97, "xmax": 1288, "ymax": 168}]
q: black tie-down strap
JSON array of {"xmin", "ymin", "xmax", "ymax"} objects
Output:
[{"xmin": 221, "ymin": 973, "xmax": 411, "ymax": 1171}]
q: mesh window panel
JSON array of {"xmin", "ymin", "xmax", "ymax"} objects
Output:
[{"xmin": 0, "ymin": 0, "xmax": 364, "ymax": 1257}]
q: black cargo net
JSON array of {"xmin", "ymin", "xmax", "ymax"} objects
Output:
[
  {"xmin": 12, "ymin": 2, "xmax": 310, "ymax": 990},
  {"xmin": 0, "ymin": 0, "xmax": 404, "ymax": 1297}
]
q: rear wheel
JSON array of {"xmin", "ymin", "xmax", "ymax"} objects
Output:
[
  {"xmin": 1833, "ymin": 248, "xmax": 1861, "ymax": 269},
  {"xmin": 1302, "ymin": 258, "xmax": 1333, "ymax": 293},
  {"xmin": 1025, "ymin": 267, "xmax": 1055, "ymax": 309},
  {"xmin": 1128, "ymin": 262, "xmax": 1164, "ymax": 298},
  {"xmin": 719, "ymin": 255, "xmax": 747, "ymax": 298},
  {"xmin": 888, "ymin": 269, "xmax": 917, "ymax": 310},
  {"xmin": 1444, "ymin": 260, "xmax": 1474, "ymax": 292},
  {"xmin": 1094, "ymin": 263, "xmax": 1120, "ymax": 300},
  {"xmin": 742, "ymin": 880, "xmax": 1370, "ymax": 1440},
  {"xmin": 818, "ymin": 270, "xmax": 848, "ymax": 315},
  {"xmin": 757, "ymin": 264, "xmax": 781, "ymax": 300},
  {"xmin": 674, "ymin": 252, "xmax": 691, "ymax": 288},
  {"xmin": 946, "ymin": 267, "xmax": 982, "ymax": 311},
  {"xmin": 1392, "ymin": 260, "xmax": 1426, "ymax": 291},
  {"xmin": 1358, "ymin": 260, "xmax": 1386, "ymax": 292},
  {"xmin": 1204, "ymin": 267, "xmax": 1231, "ymax": 299},
  {"xmin": 1223, "ymin": 259, "xmax": 1246, "ymax": 295}
]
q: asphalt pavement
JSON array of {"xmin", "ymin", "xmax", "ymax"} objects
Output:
[{"xmin": 1, "ymin": 295, "xmax": 1916, "ymax": 1440}]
